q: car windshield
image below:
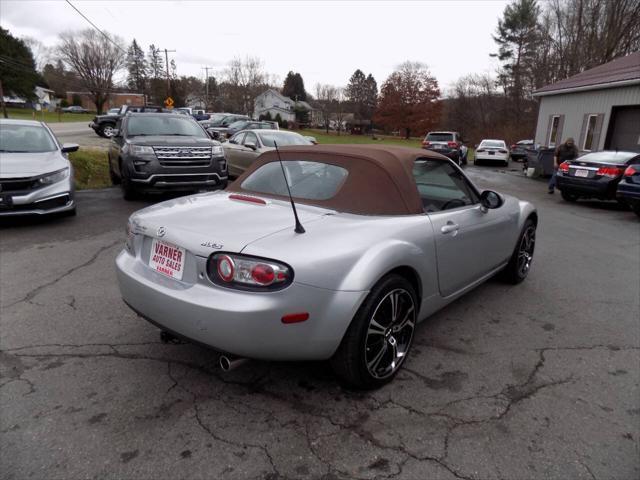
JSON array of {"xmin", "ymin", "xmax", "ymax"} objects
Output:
[
  {"xmin": 208, "ymin": 114, "xmax": 226, "ymax": 122},
  {"xmin": 258, "ymin": 132, "xmax": 312, "ymax": 147},
  {"xmin": 241, "ymin": 160, "xmax": 348, "ymax": 200},
  {"xmin": 426, "ymin": 133, "xmax": 454, "ymax": 142},
  {"xmin": 0, "ymin": 124, "xmax": 58, "ymax": 153},
  {"xmin": 126, "ymin": 116, "xmax": 207, "ymax": 137},
  {"xmin": 578, "ymin": 151, "xmax": 638, "ymax": 164},
  {"xmin": 480, "ymin": 141, "xmax": 506, "ymax": 148}
]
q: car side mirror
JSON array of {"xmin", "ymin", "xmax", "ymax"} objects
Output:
[
  {"xmin": 244, "ymin": 142, "xmax": 257, "ymax": 150},
  {"xmin": 480, "ymin": 190, "xmax": 503, "ymax": 210},
  {"xmin": 61, "ymin": 143, "xmax": 79, "ymax": 153}
]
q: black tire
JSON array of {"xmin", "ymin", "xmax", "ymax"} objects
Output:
[
  {"xmin": 500, "ymin": 219, "xmax": 536, "ymax": 284},
  {"xmin": 561, "ymin": 191, "xmax": 578, "ymax": 202},
  {"xmin": 109, "ymin": 165, "xmax": 121, "ymax": 185},
  {"xmin": 120, "ymin": 164, "xmax": 138, "ymax": 201},
  {"xmin": 331, "ymin": 274, "xmax": 418, "ymax": 390},
  {"xmin": 628, "ymin": 200, "xmax": 640, "ymax": 218},
  {"xmin": 99, "ymin": 123, "xmax": 116, "ymax": 138}
]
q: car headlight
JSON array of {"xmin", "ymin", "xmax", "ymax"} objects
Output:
[
  {"xmin": 129, "ymin": 145, "xmax": 155, "ymax": 156},
  {"xmin": 38, "ymin": 167, "xmax": 69, "ymax": 186},
  {"xmin": 212, "ymin": 145, "xmax": 223, "ymax": 156}
]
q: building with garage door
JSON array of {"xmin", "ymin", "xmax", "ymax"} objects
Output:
[{"xmin": 533, "ymin": 51, "xmax": 640, "ymax": 153}]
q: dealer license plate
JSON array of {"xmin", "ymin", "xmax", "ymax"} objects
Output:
[
  {"xmin": 149, "ymin": 239, "xmax": 186, "ymax": 280},
  {"xmin": 489, "ymin": 151, "xmax": 495, "ymax": 155},
  {"xmin": 575, "ymin": 169, "xmax": 589, "ymax": 178}
]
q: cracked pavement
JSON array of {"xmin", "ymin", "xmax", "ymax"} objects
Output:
[{"xmin": 1, "ymin": 166, "xmax": 639, "ymax": 479}]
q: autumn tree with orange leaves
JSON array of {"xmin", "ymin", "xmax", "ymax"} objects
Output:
[{"xmin": 374, "ymin": 62, "xmax": 441, "ymax": 139}]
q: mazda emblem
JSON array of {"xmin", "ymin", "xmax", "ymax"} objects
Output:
[{"xmin": 157, "ymin": 226, "xmax": 166, "ymax": 237}]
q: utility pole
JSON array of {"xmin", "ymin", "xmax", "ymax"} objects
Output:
[
  {"xmin": 162, "ymin": 48, "xmax": 176, "ymax": 98},
  {"xmin": 0, "ymin": 78, "xmax": 7, "ymax": 119},
  {"xmin": 202, "ymin": 66, "xmax": 213, "ymax": 110}
]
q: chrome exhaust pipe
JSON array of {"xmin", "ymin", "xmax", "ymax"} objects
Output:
[{"xmin": 219, "ymin": 355, "xmax": 248, "ymax": 372}]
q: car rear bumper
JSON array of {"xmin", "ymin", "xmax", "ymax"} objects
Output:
[
  {"xmin": 423, "ymin": 147, "xmax": 459, "ymax": 160},
  {"xmin": 556, "ymin": 174, "xmax": 618, "ymax": 198},
  {"xmin": 475, "ymin": 153, "xmax": 509, "ymax": 162},
  {"xmin": 115, "ymin": 250, "xmax": 367, "ymax": 360}
]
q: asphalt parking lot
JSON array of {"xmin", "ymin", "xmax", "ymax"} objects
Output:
[{"xmin": 1, "ymin": 165, "xmax": 638, "ymax": 480}]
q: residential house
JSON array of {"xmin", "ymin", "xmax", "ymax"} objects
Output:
[
  {"xmin": 533, "ymin": 51, "xmax": 640, "ymax": 153},
  {"xmin": 35, "ymin": 86, "xmax": 58, "ymax": 111},
  {"xmin": 66, "ymin": 92, "xmax": 145, "ymax": 111},
  {"xmin": 253, "ymin": 89, "xmax": 314, "ymax": 123}
]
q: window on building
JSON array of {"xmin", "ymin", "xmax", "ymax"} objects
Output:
[
  {"xmin": 548, "ymin": 115, "xmax": 560, "ymax": 146},
  {"xmin": 582, "ymin": 114, "xmax": 598, "ymax": 151}
]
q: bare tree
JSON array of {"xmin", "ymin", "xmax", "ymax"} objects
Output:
[
  {"xmin": 57, "ymin": 29, "xmax": 126, "ymax": 113},
  {"xmin": 314, "ymin": 83, "xmax": 337, "ymax": 132},
  {"xmin": 224, "ymin": 56, "xmax": 267, "ymax": 115},
  {"xmin": 22, "ymin": 37, "xmax": 50, "ymax": 72}
]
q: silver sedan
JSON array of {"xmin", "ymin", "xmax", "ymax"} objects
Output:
[
  {"xmin": 116, "ymin": 145, "xmax": 537, "ymax": 389},
  {"xmin": 0, "ymin": 119, "xmax": 78, "ymax": 216},
  {"xmin": 223, "ymin": 129, "xmax": 313, "ymax": 177}
]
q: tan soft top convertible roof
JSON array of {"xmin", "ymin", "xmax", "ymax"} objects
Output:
[{"xmin": 229, "ymin": 144, "xmax": 445, "ymax": 215}]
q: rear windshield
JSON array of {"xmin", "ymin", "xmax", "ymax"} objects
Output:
[
  {"xmin": 241, "ymin": 160, "xmax": 348, "ymax": 200},
  {"xmin": 258, "ymin": 132, "xmax": 312, "ymax": 147},
  {"xmin": 0, "ymin": 124, "xmax": 58, "ymax": 153},
  {"xmin": 228, "ymin": 121, "xmax": 248, "ymax": 129},
  {"xmin": 480, "ymin": 141, "xmax": 506, "ymax": 148},
  {"xmin": 126, "ymin": 116, "xmax": 207, "ymax": 138},
  {"xmin": 578, "ymin": 151, "xmax": 638, "ymax": 164},
  {"xmin": 426, "ymin": 133, "xmax": 454, "ymax": 142}
]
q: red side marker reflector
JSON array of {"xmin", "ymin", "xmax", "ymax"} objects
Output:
[
  {"xmin": 281, "ymin": 312, "xmax": 309, "ymax": 324},
  {"xmin": 229, "ymin": 194, "xmax": 266, "ymax": 205}
]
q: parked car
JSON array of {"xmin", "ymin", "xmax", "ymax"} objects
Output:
[
  {"xmin": 199, "ymin": 113, "xmax": 250, "ymax": 130},
  {"xmin": 421, "ymin": 131, "xmax": 466, "ymax": 165},
  {"xmin": 475, "ymin": 140, "xmax": 510, "ymax": 166},
  {"xmin": 62, "ymin": 105, "xmax": 89, "ymax": 114},
  {"xmin": 115, "ymin": 145, "xmax": 537, "ymax": 389},
  {"xmin": 0, "ymin": 119, "xmax": 78, "ymax": 216},
  {"xmin": 207, "ymin": 120, "xmax": 277, "ymax": 141},
  {"xmin": 556, "ymin": 151, "xmax": 640, "ymax": 204},
  {"xmin": 107, "ymin": 113, "xmax": 228, "ymax": 200},
  {"xmin": 617, "ymin": 164, "xmax": 640, "ymax": 217},
  {"xmin": 510, "ymin": 140, "xmax": 534, "ymax": 162},
  {"xmin": 223, "ymin": 130, "xmax": 313, "ymax": 177},
  {"xmin": 89, "ymin": 105, "xmax": 166, "ymax": 138}
]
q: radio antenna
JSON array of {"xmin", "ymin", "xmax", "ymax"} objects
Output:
[{"xmin": 274, "ymin": 141, "xmax": 305, "ymax": 234}]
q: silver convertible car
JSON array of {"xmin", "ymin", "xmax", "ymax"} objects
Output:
[{"xmin": 116, "ymin": 145, "xmax": 537, "ymax": 389}]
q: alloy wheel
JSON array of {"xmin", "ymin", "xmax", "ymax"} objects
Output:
[
  {"xmin": 517, "ymin": 226, "xmax": 536, "ymax": 277},
  {"xmin": 102, "ymin": 125, "xmax": 115, "ymax": 137},
  {"xmin": 364, "ymin": 288, "xmax": 416, "ymax": 379}
]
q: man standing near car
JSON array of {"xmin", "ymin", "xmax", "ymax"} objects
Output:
[{"xmin": 549, "ymin": 137, "xmax": 578, "ymax": 194}]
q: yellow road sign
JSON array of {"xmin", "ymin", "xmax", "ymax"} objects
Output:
[{"xmin": 164, "ymin": 97, "xmax": 174, "ymax": 108}]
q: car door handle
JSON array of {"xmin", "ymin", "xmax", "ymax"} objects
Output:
[{"xmin": 441, "ymin": 222, "xmax": 459, "ymax": 234}]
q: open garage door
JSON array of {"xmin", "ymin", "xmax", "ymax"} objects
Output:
[{"xmin": 605, "ymin": 105, "xmax": 640, "ymax": 152}]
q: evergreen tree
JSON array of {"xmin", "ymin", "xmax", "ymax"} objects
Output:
[
  {"xmin": 126, "ymin": 39, "xmax": 148, "ymax": 93},
  {"xmin": 282, "ymin": 71, "xmax": 307, "ymax": 101},
  {"xmin": 346, "ymin": 69, "xmax": 378, "ymax": 122},
  {"xmin": 147, "ymin": 44, "xmax": 165, "ymax": 79},
  {"xmin": 0, "ymin": 27, "xmax": 40, "ymax": 117}
]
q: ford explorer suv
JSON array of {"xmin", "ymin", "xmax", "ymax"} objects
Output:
[
  {"xmin": 108, "ymin": 113, "xmax": 228, "ymax": 200},
  {"xmin": 421, "ymin": 131, "xmax": 466, "ymax": 165}
]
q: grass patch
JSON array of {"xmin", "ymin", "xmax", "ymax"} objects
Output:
[
  {"xmin": 5, "ymin": 107, "xmax": 95, "ymax": 123},
  {"xmin": 300, "ymin": 129, "xmax": 423, "ymax": 148},
  {"xmin": 69, "ymin": 148, "xmax": 111, "ymax": 190}
]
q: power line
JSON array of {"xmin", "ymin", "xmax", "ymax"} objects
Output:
[{"xmin": 64, "ymin": 0, "xmax": 127, "ymax": 54}]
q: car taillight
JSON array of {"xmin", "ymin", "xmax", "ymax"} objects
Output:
[
  {"xmin": 511, "ymin": 144, "xmax": 518, "ymax": 149},
  {"xmin": 208, "ymin": 253, "xmax": 292, "ymax": 290},
  {"xmin": 559, "ymin": 161, "xmax": 570, "ymax": 173},
  {"xmin": 422, "ymin": 140, "xmax": 430, "ymax": 147},
  {"xmin": 499, "ymin": 149, "xmax": 508, "ymax": 154},
  {"xmin": 623, "ymin": 166, "xmax": 636, "ymax": 177},
  {"xmin": 597, "ymin": 166, "xmax": 624, "ymax": 178},
  {"xmin": 447, "ymin": 141, "xmax": 458, "ymax": 148},
  {"xmin": 476, "ymin": 148, "xmax": 485, "ymax": 153}
]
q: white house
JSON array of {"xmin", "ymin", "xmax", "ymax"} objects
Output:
[
  {"xmin": 35, "ymin": 86, "xmax": 58, "ymax": 111},
  {"xmin": 253, "ymin": 89, "xmax": 314, "ymax": 122}
]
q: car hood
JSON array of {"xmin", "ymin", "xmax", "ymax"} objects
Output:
[
  {"xmin": 127, "ymin": 136, "xmax": 215, "ymax": 146},
  {"xmin": 94, "ymin": 114, "xmax": 119, "ymax": 121},
  {"xmin": 0, "ymin": 151, "xmax": 68, "ymax": 178},
  {"xmin": 129, "ymin": 191, "xmax": 327, "ymax": 256}
]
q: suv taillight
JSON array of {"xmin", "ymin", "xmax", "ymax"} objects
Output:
[
  {"xmin": 623, "ymin": 166, "xmax": 636, "ymax": 177},
  {"xmin": 207, "ymin": 253, "xmax": 293, "ymax": 291},
  {"xmin": 559, "ymin": 162, "xmax": 570, "ymax": 173},
  {"xmin": 447, "ymin": 141, "xmax": 458, "ymax": 148},
  {"xmin": 597, "ymin": 166, "xmax": 624, "ymax": 178},
  {"xmin": 422, "ymin": 140, "xmax": 430, "ymax": 147}
]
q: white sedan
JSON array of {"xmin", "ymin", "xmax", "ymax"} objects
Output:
[{"xmin": 475, "ymin": 139, "xmax": 510, "ymax": 166}]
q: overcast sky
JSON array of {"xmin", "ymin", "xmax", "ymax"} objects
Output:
[{"xmin": 1, "ymin": 0, "xmax": 509, "ymax": 94}]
